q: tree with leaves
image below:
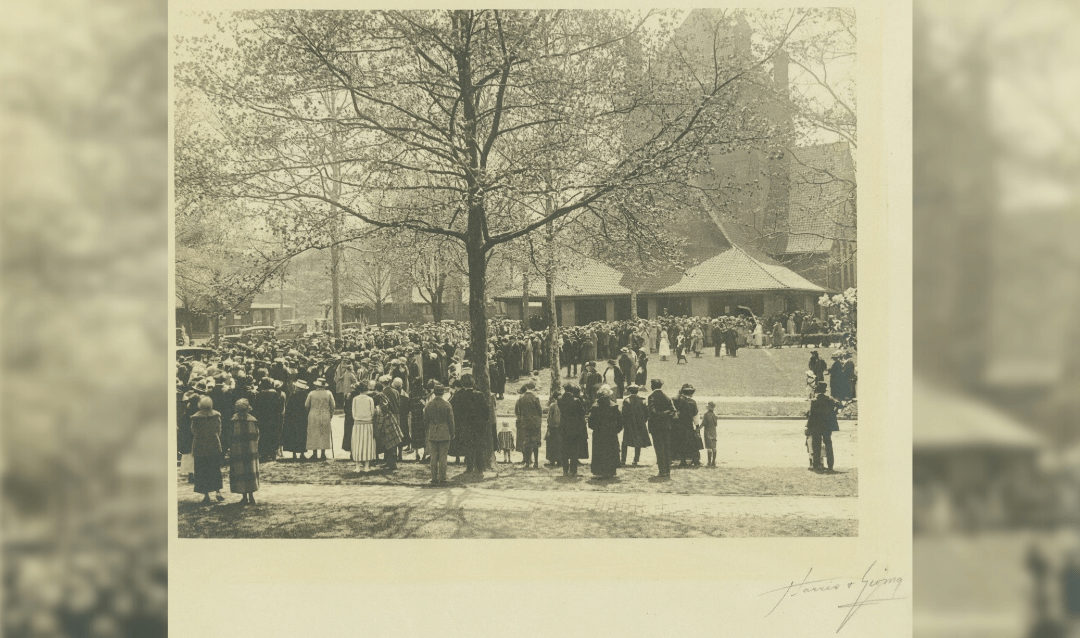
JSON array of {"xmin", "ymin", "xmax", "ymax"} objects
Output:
[{"xmin": 177, "ymin": 9, "xmax": 805, "ymax": 394}]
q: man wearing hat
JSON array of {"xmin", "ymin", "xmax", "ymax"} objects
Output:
[
  {"xmin": 646, "ymin": 379, "xmax": 675, "ymax": 478},
  {"xmin": 617, "ymin": 348, "xmax": 635, "ymax": 398},
  {"xmin": 620, "ymin": 383, "xmax": 651, "ymax": 466},
  {"xmin": 806, "ymin": 382, "xmax": 841, "ymax": 472},
  {"xmin": 515, "ymin": 381, "xmax": 543, "ymax": 469},
  {"xmin": 423, "ymin": 384, "xmax": 455, "ymax": 484}
]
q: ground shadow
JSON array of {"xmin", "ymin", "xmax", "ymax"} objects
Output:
[
  {"xmin": 554, "ymin": 475, "xmax": 582, "ymax": 484},
  {"xmin": 450, "ymin": 471, "xmax": 485, "ymax": 485},
  {"xmin": 647, "ymin": 475, "xmax": 672, "ymax": 483},
  {"xmin": 587, "ymin": 476, "xmax": 622, "ymax": 485}
]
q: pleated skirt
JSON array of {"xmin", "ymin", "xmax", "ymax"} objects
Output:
[{"xmin": 351, "ymin": 421, "xmax": 377, "ymax": 463}]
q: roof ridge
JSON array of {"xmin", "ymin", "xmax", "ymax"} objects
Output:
[{"xmin": 728, "ymin": 242, "xmax": 793, "ymax": 289}]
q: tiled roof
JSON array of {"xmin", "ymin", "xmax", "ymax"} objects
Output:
[
  {"xmin": 495, "ymin": 245, "xmax": 823, "ymax": 300},
  {"xmin": 784, "ymin": 143, "xmax": 857, "ymax": 254},
  {"xmin": 495, "ymin": 260, "xmax": 633, "ymax": 299},
  {"xmin": 661, "ymin": 246, "xmax": 825, "ymax": 294}
]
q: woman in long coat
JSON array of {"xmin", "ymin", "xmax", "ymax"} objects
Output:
[
  {"xmin": 588, "ymin": 386, "xmax": 623, "ymax": 478},
  {"xmin": 371, "ymin": 386, "xmax": 402, "ymax": 470},
  {"xmin": 177, "ymin": 386, "xmax": 200, "ymax": 480},
  {"xmin": 672, "ymin": 384, "xmax": 702, "ymax": 467},
  {"xmin": 409, "ymin": 388, "xmax": 428, "ymax": 461},
  {"xmin": 305, "ymin": 379, "xmax": 335, "ymax": 460},
  {"xmin": 252, "ymin": 378, "xmax": 285, "ymax": 462},
  {"xmin": 620, "ymin": 384, "xmax": 651, "ymax": 466},
  {"xmin": 544, "ymin": 390, "xmax": 562, "ymax": 467},
  {"xmin": 635, "ymin": 351, "xmax": 649, "ymax": 387},
  {"xmin": 341, "ymin": 383, "xmax": 365, "ymax": 454},
  {"xmin": 690, "ymin": 327, "xmax": 704, "ymax": 357},
  {"xmin": 557, "ymin": 385, "xmax": 589, "ymax": 476},
  {"xmin": 229, "ymin": 398, "xmax": 260, "ymax": 504},
  {"xmin": 280, "ymin": 379, "xmax": 310, "ymax": 459},
  {"xmin": 190, "ymin": 396, "xmax": 224, "ymax": 504},
  {"xmin": 489, "ymin": 352, "xmax": 506, "ymax": 400}
]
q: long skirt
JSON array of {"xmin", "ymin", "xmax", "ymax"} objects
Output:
[
  {"xmin": 193, "ymin": 453, "xmax": 223, "ymax": 493},
  {"xmin": 306, "ymin": 417, "xmax": 332, "ymax": 450},
  {"xmin": 229, "ymin": 454, "xmax": 260, "ymax": 493},
  {"xmin": 545, "ymin": 428, "xmax": 562, "ymax": 463},
  {"xmin": 351, "ymin": 421, "xmax": 377, "ymax": 463},
  {"xmin": 179, "ymin": 453, "xmax": 195, "ymax": 476},
  {"xmin": 658, "ymin": 340, "xmax": 671, "ymax": 357}
]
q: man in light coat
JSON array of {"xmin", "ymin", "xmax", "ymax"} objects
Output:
[{"xmin": 423, "ymin": 384, "xmax": 455, "ymax": 484}]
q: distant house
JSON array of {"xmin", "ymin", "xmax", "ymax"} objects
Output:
[
  {"xmin": 494, "ymin": 220, "xmax": 826, "ymax": 326},
  {"xmin": 914, "ymin": 379, "xmax": 1049, "ymax": 533}
]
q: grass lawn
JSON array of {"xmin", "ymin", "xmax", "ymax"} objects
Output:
[
  {"xmin": 228, "ymin": 458, "xmax": 857, "ymax": 498},
  {"xmin": 178, "ymin": 501, "xmax": 857, "ymax": 539},
  {"xmin": 496, "ymin": 345, "xmax": 847, "ymax": 402}
]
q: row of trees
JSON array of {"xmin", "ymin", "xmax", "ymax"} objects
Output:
[{"xmin": 175, "ymin": 9, "xmax": 855, "ymax": 394}]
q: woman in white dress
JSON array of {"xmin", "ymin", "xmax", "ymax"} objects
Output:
[
  {"xmin": 350, "ymin": 381, "xmax": 378, "ymax": 471},
  {"xmin": 305, "ymin": 379, "xmax": 335, "ymax": 460},
  {"xmin": 752, "ymin": 321, "xmax": 764, "ymax": 348},
  {"xmin": 658, "ymin": 330, "xmax": 671, "ymax": 361}
]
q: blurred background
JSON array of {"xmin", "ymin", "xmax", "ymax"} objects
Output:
[
  {"xmin": 915, "ymin": 1, "xmax": 1080, "ymax": 637},
  {"xmin": 1, "ymin": 0, "xmax": 168, "ymax": 636},
  {"xmin": 2, "ymin": 0, "xmax": 1078, "ymax": 636}
]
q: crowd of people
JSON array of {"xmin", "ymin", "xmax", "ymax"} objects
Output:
[{"xmin": 177, "ymin": 315, "xmax": 852, "ymax": 502}]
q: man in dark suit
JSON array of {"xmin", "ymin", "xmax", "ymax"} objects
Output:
[
  {"xmin": 806, "ymin": 382, "xmax": 841, "ymax": 472},
  {"xmin": 647, "ymin": 378, "xmax": 676, "ymax": 479},
  {"xmin": 450, "ymin": 374, "xmax": 492, "ymax": 474}
]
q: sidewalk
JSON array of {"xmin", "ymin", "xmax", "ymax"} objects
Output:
[{"xmin": 179, "ymin": 481, "xmax": 857, "ymax": 520}]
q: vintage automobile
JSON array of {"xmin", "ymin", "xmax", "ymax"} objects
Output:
[
  {"xmin": 176, "ymin": 346, "xmax": 215, "ymax": 360},
  {"xmin": 221, "ymin": 324, "xmax": 248, "ymax": 341},
  {"xmin": 276, "ymin": 321, "xmax": 306, "ymax": 340},
  {"xmin": 237, "ymin": 325, "xmax": 277, "ymax": 344}
]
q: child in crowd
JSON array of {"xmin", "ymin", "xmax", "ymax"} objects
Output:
[
  {"xmin": 702, "ymin": 401, "xmax": 718, "ymax": 467},
  {"xmin": 498, "ymin": 421, "xmax": 515, "ymax": 464}
]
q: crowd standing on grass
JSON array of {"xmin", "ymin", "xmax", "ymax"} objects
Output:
[{"xmin": 177, "ymin": 315, "xmax": 854, "ymax": 502}]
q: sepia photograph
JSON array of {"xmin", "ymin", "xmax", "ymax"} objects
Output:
[{"xmin": 171, "ymin": 8, "xmax": 859, "ymax": 540}]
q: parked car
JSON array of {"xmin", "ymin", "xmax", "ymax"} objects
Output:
[
  {"xmin": 277, "ymin": 321, "xmax": 306, "ymax": 340},
  {"xmin": 222, "ymin": 324, "xmax": 248, "ymax": 341},
  {"xmin": 238, "ymin": 325, "xmax": 277, "ymax": 343}
]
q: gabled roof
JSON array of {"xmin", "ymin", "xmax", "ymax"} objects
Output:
[
  {"xmin": 914, "ymin": 379, "xmax": 1045, "ymax": 451},
  {"xmin": 494, "ymin": 244, "xmax": 823, "ymax": 300},
  {"xmin": 658, "ymin": 245, "xmax": 824, "ymax": 294},
  {"xmin": 497, "ymin": 259, "xmax": 633, "ymax": 300}
]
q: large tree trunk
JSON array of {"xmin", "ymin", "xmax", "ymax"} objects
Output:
[
  {"xmin": 467, "ymin": 242, "xmax": 490, "ymax": 395},
  {"xmin": 330, "ymin": 242, "xmax": 342, "ymax": 341},
  {"xmin": 631, "ymin": 290, "xmax": 639, "ymax": 320},
  {"xmin": 521, "ymin": 272, "xmax": 529, "ymax": 329},
  {"xmin": 546, "ymin": 269, "xmax": 561, "ymax": 393},
  {"xmin": 431, "ymin": 288, "xmax": 444, "ymax": 323},
  {"xmin": 212, "ymin": 313, "xmax": 220, "ymax": 349},
  {"xmin": 375, "ymin": 299, "xmax": 383, "ymax": 327}
]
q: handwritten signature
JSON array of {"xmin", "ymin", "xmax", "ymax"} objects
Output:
[{"xmin": 760, "ymin": 561, "xmax": 906, "ymax": 632}]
